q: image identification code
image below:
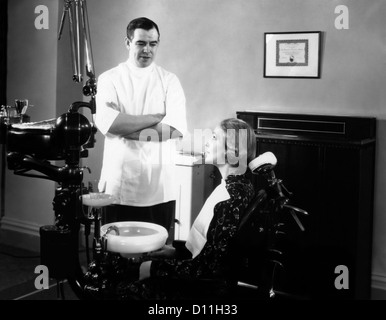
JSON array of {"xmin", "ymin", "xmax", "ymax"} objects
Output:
[{"xmin": 148, "ymin": 304, "xmax": 238, "ymax": 317}]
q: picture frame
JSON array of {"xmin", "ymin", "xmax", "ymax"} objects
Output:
[{"xmin": 264, "ymin": 31, "xmax": 322, "ymax": 78}]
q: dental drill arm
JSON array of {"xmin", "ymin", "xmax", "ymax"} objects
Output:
[{"xmin": 7, "ymin": 152, "xmax": 83, "ymax": 183}]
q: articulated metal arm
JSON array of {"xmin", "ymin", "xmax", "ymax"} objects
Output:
[
  {"xmin": 7, "ymin": 152, "xmax": 83, "ymax": 183},
  {"xmin": 58, "ymin": 0, "xmax": 97, "ymax": 102}
]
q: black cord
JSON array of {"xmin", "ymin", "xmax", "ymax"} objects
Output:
[{"xmin": 85, "ymin": 233, "xmax": 90, "ymax": 265}]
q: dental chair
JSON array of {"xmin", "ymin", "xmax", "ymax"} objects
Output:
[
  {"xmin": 134, "ymin": 152, "xmax": 308, "ymax": 301},
  {"xmin": 229, "ymin": 152, "xmax": 308, "ymax": 300}
]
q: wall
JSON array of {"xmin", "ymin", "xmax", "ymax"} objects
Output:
[
  {"xmin": 2, "ymin": 0, "xmax": 386, "ymax": 296},
  {"xmin": 2, "ymin": 0, "xmax": 60, "ymax": 244},
  {"xmin": 86, "ymin": 0, "xmax": 386, "ymax": 128},
  {"xmin": 0, "ymin": 0, "xmax": 7, "ymax": 105}
]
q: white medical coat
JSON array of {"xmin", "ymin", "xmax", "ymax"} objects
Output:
[{"xmin": 95, "ymin": 60, "xmax": 187, "ymax": 206}]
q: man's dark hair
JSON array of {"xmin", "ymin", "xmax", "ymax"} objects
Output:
[{"xmin": 126, "ymin": 17, "xmax": 160, "ymax": 41}]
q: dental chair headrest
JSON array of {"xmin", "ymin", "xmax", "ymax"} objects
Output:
[{"xmin": 248, "ymin": 152, "xmax": 277, "ymax": 175}]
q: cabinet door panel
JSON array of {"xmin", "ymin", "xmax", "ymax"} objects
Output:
[
  {"xmin": 256, "ymin": 141, "xmax": 360, "ymax": 299},
  {"xmin": 238, "ymin": 111, "xmax": 375, "ymax": 299}
]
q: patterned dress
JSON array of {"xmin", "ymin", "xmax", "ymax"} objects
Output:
[{"xmin": 117, "ymin": 174, "xmax": 255, "ymax": 300}]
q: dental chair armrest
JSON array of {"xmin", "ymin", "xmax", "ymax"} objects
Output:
[{"xmin": 172, "ymin": 240, "xmax": 192, "ymax": 260}]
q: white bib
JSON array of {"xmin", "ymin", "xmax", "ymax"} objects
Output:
[{"xmin": 185, "ymin": 179, "xmax": 230, "ymax": 258}]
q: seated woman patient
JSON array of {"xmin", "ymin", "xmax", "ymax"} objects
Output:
[{"xmin": 117, "ymin": 118, "xmax": 257, "ymax": 299}]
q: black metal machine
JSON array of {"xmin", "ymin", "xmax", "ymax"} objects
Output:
[{"xmin": 1, "ymin": 0, "xmax": 99, "ymax": 299}]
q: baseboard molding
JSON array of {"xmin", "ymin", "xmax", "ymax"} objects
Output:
[
  {"xmin": 0, "ymin": 216, "xmax": 41, "ymax": 237},
  {"xmin": 0, "ymin": 217, "xmax": 41, "ymax": 253},
  {"xmin": 372, "ymin": 273, "xmax": 386, "ymax": 290},
  {"xmin": 0, "ymin": 217, "xmax": 90, "ymax": 253}
]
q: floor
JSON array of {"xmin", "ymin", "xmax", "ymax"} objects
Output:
[
  {"xmin": 0, "ymin": 242, "xmax": 84, "ymax": 300},
  {"xmin": 1, "ymin": 240, "xmax": 385, "ymax": 300}
]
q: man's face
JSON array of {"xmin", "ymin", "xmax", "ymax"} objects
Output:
[{"xmin": 127, "ymin": 28, "xmax": 159, "ymax": 68}]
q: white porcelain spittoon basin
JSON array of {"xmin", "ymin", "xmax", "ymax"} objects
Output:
[
  {"xmin": 100, "ymin": 221, "xmax": 169, "ymax": 258},
  {"xmin": 82, "ymin": 193, "xmax": 115, "ymax": 208}
]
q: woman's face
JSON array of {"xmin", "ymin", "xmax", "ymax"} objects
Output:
[{"xmin": 204, "ymin": 126, "xmax": 226, "ymax": 165}]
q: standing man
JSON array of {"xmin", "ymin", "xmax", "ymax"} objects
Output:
[{"xmin": 95, "ymin": 17, "xmax": 187, "ymax": 233}]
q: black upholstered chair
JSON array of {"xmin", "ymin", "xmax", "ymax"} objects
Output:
[{"xmin": 165, "ymin": 152, "xmax": 308, "ymax": 300}]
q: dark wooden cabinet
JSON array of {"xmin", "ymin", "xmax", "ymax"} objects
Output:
[{"xmin": 237, "ymin": 111, "xmax": 376, "ymax": 300}]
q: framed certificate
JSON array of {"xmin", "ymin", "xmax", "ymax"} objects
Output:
[{"xmin": 264, "ymin": 31, "xmax": 322, "ymax": 78}]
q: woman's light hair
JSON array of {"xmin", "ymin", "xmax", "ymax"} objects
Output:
[{"xmin": 220, "ymin": 118, "xmax": 257, "ymax": 169}]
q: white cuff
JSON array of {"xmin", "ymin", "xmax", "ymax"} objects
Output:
[{"xmin": 139, "ymin": 260, "xmax": 152, "ymax": 280}]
